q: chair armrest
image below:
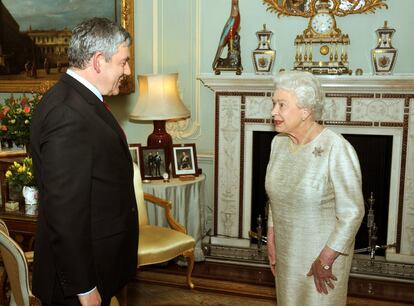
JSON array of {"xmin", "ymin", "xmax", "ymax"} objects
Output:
[
  {"xmin": 24, "ymin": 251, "xmax": 34, "ymax": 264},
  {"xmin": 143, "ymin": 192, "xmax": 187, "ymax": 234},
  {"xmin": 29, "ymin": 295, "xmax": 42, "ymax": 306}
]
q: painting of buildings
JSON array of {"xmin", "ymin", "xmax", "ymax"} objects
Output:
[{"xmin": 0, "ymin": 0, "xmax": 116, "ymax": 81}]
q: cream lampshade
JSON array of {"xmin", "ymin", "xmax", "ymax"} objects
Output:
[{"xmin": 130, "ymin": 73, "xmax": 190, "ymax": 172}]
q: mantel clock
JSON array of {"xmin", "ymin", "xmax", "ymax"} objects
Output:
[{"xmin": 262, "ymin": 0, "xmax": 388, "ymax": 75}]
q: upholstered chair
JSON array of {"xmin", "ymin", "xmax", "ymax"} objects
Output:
[
  {"xmin": 0, "ymin": 219, "xmax": 40, "ymax": 306},
  {"xmin": 133, "ymin": 163, "xmax": 195, "ymax": 289},
  {"xmin": 0, "ymin": 220, "xmax": 122, "ymax": 306}
]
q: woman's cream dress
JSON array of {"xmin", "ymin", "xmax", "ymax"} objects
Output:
[{"xmin": 265, "ymin": 128, "xmax": 364, "ymax": 306}]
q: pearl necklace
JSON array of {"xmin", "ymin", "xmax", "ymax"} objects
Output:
[{"xmin": 288, "ymin": 122, "xmax": 317, "ymax": 154}]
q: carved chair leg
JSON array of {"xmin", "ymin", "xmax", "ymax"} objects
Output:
[
  {"xmin": 115, "ymin": 286, "xmax": 127, "ymax": 306},
  {"xmin": 183, "ymin": 249, "xmax": 195, "ymax": 289}
]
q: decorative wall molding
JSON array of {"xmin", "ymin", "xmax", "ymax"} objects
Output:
[{"xmin": 153, "ymin": 0, "xmax": 202, "ymax": 141}]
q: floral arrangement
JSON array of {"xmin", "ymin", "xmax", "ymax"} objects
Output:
[
  {"xmin": 5, "ymin": 157, "xmax": 36, "ymax": 187},
  {"xmin": 0, "ymin": 94, "xmax": 41, "ymax": 147}
]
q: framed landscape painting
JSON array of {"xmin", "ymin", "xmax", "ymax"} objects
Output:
[{"xmin": 0, "ymin": 0, "xmax": 134, "ymax": 93}]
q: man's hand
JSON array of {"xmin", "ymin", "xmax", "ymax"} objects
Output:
[
  {"xmin": 267, "ymin": 226, "xmax": 276, "ymax": 276},
  {"xmin": 78, "ymin": 288, "xmax": 102, "ymax": 306}
]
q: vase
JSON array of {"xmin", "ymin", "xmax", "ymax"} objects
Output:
[
  {"xmin": 8, "ymin": 183, "xmax": 23, "ymax": 203},
  {"xmin": 252, "ymin": 24, "xmax": 276, "ymax": 75},
  {"xmin": 371, "ymin": 21, "xmax": 397, "ymax": 75},
  {"xmin": 22, "ymin": 186, "xmax": 38, "ymax": 216},
  {"xmin": 22, "ymin": 186, "xmax": 39, "ymax": 205}
]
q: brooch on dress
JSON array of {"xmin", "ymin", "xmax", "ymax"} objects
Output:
[{"xmin": 312, "ymin": 146, "xmax": 324, "ymax": 157}]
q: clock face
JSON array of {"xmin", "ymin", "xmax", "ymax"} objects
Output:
[{"xmin": 311, "ymin": 13, "xmax": 334, "ymax": 34}]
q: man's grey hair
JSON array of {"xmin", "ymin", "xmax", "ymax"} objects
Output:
[
  {"xmin": 273, "ymin": 71, "xmax": 324, "ymax": 120},
  {"xmin": 68, "ymin": 17, "xmax": 131, "ymax": 69}
]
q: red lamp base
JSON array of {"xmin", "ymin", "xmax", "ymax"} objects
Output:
[{"xmin": 147, "ymin": 120, "xmax": 172, "ymax": 173}]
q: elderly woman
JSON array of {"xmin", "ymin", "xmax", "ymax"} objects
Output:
[{"xmin": 266, "ymin": 71, "xmax": 364, "ymax": 306}]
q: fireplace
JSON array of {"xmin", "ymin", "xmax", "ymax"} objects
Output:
[
  {"xmin": 250, "ymin": 131, "xmax": 393, "ymax": 256},
  {"xmin": 199, "ymin": 74, "xmax": 414, "ymax": 268}
]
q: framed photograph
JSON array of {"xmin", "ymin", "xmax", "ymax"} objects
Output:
[
  {"xmin": 0, "ymin": 0, "xmax": 134, "ymax": 93},
  {"xmin": 138, "ymin": 146, "xmax": 166, "ymax": 180},
  {"xmin": 172, "ymin": 144, "xmax": 199, "ymax": 177},
  {"xmin": 128, "ymin": 143, "xmax": 141, "ymax": 166}
]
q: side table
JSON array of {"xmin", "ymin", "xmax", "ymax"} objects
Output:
[
  {"xmin": 0, "ymin": 151, "xmax": 26, "ymax": 205},
  {"xmin": 0, "ymin": 206, "xmax": 37, "ymax": 252},
  {"xmin": 142, "ymin": 174, "xmax": 206, "ymax": 261}
]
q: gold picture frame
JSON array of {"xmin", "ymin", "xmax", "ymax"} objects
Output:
[{"xmin": 0, "ymin": 0, "xmax": 134, "ymax": 94}]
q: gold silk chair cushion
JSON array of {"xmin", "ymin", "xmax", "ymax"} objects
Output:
[
  {"xmin": 133, "ymin": 162, "xmax": 148, "ymax": 226},
  {"xmin": 133, "ymin": 162, "xmax": 196, "ymax": 290},
  {"xmin": 138, "ymin": 224, "xmax": 195, "ymax": 266}
]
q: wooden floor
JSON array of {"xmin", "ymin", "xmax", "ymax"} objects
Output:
[{"xmin": 135, "ymin": 261, "xmax": 414, "ymax": 305}]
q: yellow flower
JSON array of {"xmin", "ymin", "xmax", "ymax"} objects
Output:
[
  {"xmin": 5, "ymin": 170, "xmax": 12, "ymax": 178},
  {"xmin": 13, "ymin": 161, "xmax": 20, "ymax": 167},
  {"xmin": 27, "ymin": 172, "xmax": 32, "ymax": 177}
]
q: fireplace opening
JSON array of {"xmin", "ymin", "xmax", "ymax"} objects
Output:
[{"xmin": 250, "ymin": 131, "xmax": 393, "ymax": 256}]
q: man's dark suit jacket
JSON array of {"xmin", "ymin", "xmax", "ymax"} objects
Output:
[{"xmin": 30, "ymin": 73, "xmax": 138, "ymax": 304}]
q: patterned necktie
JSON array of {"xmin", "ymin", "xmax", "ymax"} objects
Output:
[{"xmin": 102, "ymin": 101, "xmax": 126, "ymax": 139}]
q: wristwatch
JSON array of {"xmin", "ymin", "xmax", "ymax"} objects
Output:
[{"xmin": 318, "ymin": 258, "xmax": 330, "ymax": 270}]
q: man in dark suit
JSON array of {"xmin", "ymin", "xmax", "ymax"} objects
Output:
[{"xmin": 30, "ymin": 17, "xmax": 138, "ymax": 306}]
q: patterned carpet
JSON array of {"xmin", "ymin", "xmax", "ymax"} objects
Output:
[
  {"xmin": 127, "ymin": 281, "xmax": 276, "ymax": 306},
  {"xmin": 126, "ymin": 281, "xmax": 412, "ymax": 306}
]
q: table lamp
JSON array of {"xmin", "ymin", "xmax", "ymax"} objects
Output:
[{"xmin": 130, "ymin": 73, "xmax": 190, "ymax": 173}]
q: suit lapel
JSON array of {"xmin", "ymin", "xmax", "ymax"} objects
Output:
[{"xmin": 60, "ymin": 74, "xmax": 132, "ymax": 162}]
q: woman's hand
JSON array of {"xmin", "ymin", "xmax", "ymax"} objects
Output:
[
  {"xmin": 267, "ymin": 226, "xmax": 276, "ymax": 276},
  {"xmin": 307, "ymin": 246, "xmax": 339, "ymax": 294}
]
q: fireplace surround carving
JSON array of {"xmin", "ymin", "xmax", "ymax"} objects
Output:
[{"xmin": 199, "ymin": 74, "xmax": 414, "ymax": 264}]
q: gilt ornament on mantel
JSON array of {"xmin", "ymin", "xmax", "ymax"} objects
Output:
[
  {"xmin": 262, "ymin": 0, "xmax": 388, "ymax": 75},
  {"xmin": 212, "ymin": 0, "xmax": 243, "ymax": 75}
]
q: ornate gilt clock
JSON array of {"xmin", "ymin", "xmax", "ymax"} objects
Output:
[{"xmin": 262, "ymin": 0, "xmax": 388, "ymax": 75}]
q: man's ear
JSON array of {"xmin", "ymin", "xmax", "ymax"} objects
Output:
[{"xmin": 92, "ymin": 52, "xmax": 105, "ymax": 73}]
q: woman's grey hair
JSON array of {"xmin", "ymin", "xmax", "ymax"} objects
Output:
[
  {"xmin": 68, "ymin": 17, "xmax": 131, "ymax": 69},
  {"xmin": 273, "ymin": 71, "xmax": 324, "ymax": 120}
]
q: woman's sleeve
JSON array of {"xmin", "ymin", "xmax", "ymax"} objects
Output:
[
  {"xmin": 266, "ymin": 135, "xmax": 279, "ymax": 228},
  {"xmin": 326, "ymin": 138, "xmax": 365, "ymax": 254},
  {"xmin": 268, "ymin": 205, "xmax": 274, "ymax": 227}
]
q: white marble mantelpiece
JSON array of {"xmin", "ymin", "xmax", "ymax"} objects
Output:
[
  {"xmin": 198, "ymin": 73, "xmax": 414, "ymax": 264},
  {"xmin": 198, "ymin": 73, "xmax": 414, "ymax": 92}
]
